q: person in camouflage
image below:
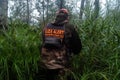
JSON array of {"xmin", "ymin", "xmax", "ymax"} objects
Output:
[{"xmin": 40, "ymin": 8, "xmax": 82, "ymax": 80}]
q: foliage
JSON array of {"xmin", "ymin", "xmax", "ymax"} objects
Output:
[
  {"xmin": 0, "ymin": 20, "xmax": 41, "ymax": 80},
  {"xmin": 68, "ymin": 10, "xmax": 120, "ymax": 80},
  {"xmin": 0, "ymin": 0, "xmax": 120, "ymax": 80},
  {"xmin": 1, "ymin": 10, "xmax": 120, "ymax": 79}
]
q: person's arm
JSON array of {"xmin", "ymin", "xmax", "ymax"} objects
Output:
[
  {"xmin": 70, "ymin": 26, "xmax": 82, "ymax": 54},
  {"xmin": 65, "ymin": 24, "xmax": 82, "ymax": 54}
]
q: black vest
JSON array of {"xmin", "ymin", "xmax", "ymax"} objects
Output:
[{"xmin": 43, "ymin": 23, "xmax": 65, "ymax": 48}]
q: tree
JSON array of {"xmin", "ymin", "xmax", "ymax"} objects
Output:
[
  {"xmin": 84, "ymin": 0, "xmax": 91, "ymax": 19},
  {"xmin": 117, "ymin": 0, "xmax": 120, "ymax": 10},
  {"xmin": 35, "ymin": 0, "xmax": 58, "ymax": 25},
  {"xmin": 0, "ymin": 0, "xmax": 8, "ymax": 29},
  {"xmin": 35, "ymin": 0, "xmax": 46, "ymax": 26},
  {"xmin": 94, "ymin": 0, "xmax": 100, "ymax": 19},
  {"xmin": 42, "ymin": 0, "xmax": 45, "ymax": 25},
  {"xmin": 79, "ymin": 0, "xmax": 85, "ymax": 20},
  {"xmin": 46, "ymin": 0, "xmax": 49, "ymax": 21},
  {"xmin": 9, "ymin": 0, "xmax": 33, "ymax": 24},
  {"xmin": 27, "ymin": 0, "xmax": 30, "ymax": 24},
  {"xmin": 55, "ymin": 0, "xmax": 66, "ymax": 9}
]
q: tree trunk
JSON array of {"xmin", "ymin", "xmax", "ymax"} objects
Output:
[
  {"xmin": 117, "ymin": 0, "xmax": 120, "ymax": 10},
  {"xmin": 85, "ymin": 0, "xmax": 90, "ymax": 19},
  {"xmin": 27, "ymin": 0, "xmax": 29, "ymax": 24},
  {"xmin": 79, "ymin": 0, "xmax": 85, "ymax": 20},
  {"xmin": 0, "ymin": 0, "xmax": 8, "ymax": 29},
  {"xmin": 42, "ymin": 0, "xmax": 45, "ymax": 26},
  {"xmin": 46, "ymin": 0, "xmax": 49, "ymax": 22},
  {"xmin": 94, "ymin": 0, "xmax": 99, "ymax": 19},
  {"xmin": 55, "ymin": 0, "xmax": 65, "ymax": 9},
  {"xmin": 60, "ymin": 0, "xmax": 63, "ymax": 9}
]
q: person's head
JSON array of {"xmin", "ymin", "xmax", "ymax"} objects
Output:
[{"xmin": 54, "ymin": 8, "xmax": 69, "ymax": 24}]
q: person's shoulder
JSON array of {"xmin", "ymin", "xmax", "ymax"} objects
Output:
[
  {"xmin": 65, "ymin": 23, "xmax": 74, "ymax": 28},
  {"xmin": 65, "ymin": 23, "xmax": 74, "ymax": 27},
  {"xmin": 66, "ymin": 23, "xmax": 79, "ymax": 33},
  {"xmin": 65, "ymin": 23, "xmax": 76, "ymax": 31}
]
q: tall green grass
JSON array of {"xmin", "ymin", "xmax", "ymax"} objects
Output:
[
  {"xmin": 0, "ymin": 21, "xmax": 41, "ymax": 80},
  {"xmin": 0, "ymin": 14, "xmax": 120, "ymax": 80},
  {"xmin": 69, "ymin": 14, "xmax": 120, "ymax": 80}
]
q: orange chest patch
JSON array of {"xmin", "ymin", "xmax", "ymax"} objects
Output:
[{"xmin": 45, "ymin": 28, "xmax": 65, "ymax": 38}]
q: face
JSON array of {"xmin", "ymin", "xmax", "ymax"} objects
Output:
[
  {"xmin": 56, "ymin": 13, "xmax": 68, "ymax": 19},
  {"xmin": 55, "ymin": 14, "xmax": 66, "ymax": 22}
]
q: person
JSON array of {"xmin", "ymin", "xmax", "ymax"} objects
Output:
[{"xmin": 40, "ymin": 8, "xmax": 82, "ymax": 80}]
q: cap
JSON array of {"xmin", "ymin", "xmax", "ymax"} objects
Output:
[{"xmin": 56, "ymin": 8, "xmax": 69, "ymax": 15}]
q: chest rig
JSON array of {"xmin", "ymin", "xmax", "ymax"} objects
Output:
[{"xmin": 43, "ymin": 23, "xmax": 65, "ymax": 48}]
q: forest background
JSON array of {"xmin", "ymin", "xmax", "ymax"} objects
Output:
[{"xmin": 0, "ymin": 0, "xmax": 120, "ymax": 80}]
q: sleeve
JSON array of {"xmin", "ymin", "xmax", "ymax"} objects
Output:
[
  {"xmin": 70, "ymin": 26, "xmax": 82, "ymax": 54},
  {"xmin": 66, "ymin": 25, "xmax": 82, "ymax": 55}
]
